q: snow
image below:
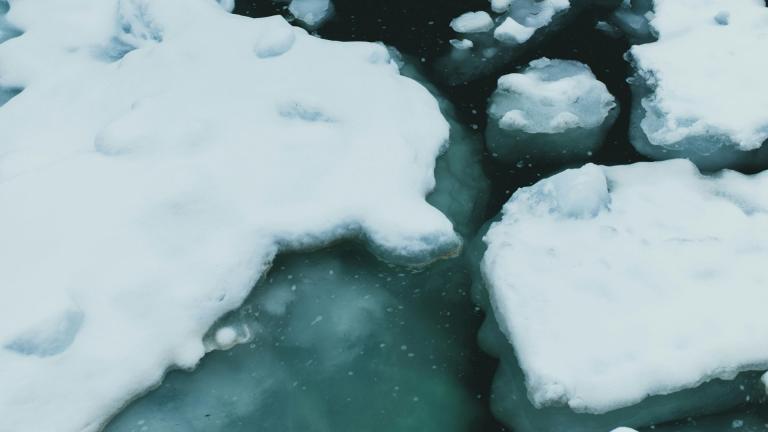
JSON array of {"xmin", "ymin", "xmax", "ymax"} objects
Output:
[
  {"xmin": 483, "ymin": 159, "xmax": 768, "ymax": 414},
  {"xmin": 450, "ymin": 11, "xmax": 494, "ymax": 34},
  {"xmin": 629, "ymin": 0, "xmax": 768, "ymax": 152},
  {"xmin": 0, "ymin": 0, "xmax": 458, "ymax": 431},
  {"xmin": 490, "ymin": 0, "xmax": 513, "ymax": 14},
  {"xmin": 489, "ymin": 58, "xmax": 616, "ymax": 134},
  {"xmin": 493, "ymin": 17, "xmax": 535, "ymax": 44}
]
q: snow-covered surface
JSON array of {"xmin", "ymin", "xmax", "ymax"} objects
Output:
[
  {"xmin": 488, "ymin": 58, "xmax": 615, "ymax": 134},
  {"xmin": 450, "ymin": 11, "xmax": 494, "ymax": 34},
  {"xmin": 630, "ymin": 0, "xmax": 768, "ymax": 151},
  {"xmin": 0, "ymin": 1, "xmax": 458, "ymax": 430},
  {"xmin": 483, "ymin": 159, "xmax": 768, "ymax": 413}
]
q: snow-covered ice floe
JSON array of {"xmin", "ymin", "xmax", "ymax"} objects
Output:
[
  {"xmin": 480, "ymin": 159, "xmax": 768, "ymax": 431},
  {"xmin": 628, "ymin": 0, "xmax": 768, "ymax": 171},
  {"xmin": 0, "ymin": 0, "xmax": 461, "ymax": 430},
  {"xmin": 486, "ymin": 58, "xmax": 617, "ymax": 165}
]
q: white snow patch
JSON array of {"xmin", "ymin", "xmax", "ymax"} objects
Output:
[
  {"xmin": 0, "ymin": 0, "xmax": 457, "ymax": 430},
  {"xmin": 483, "ymin": 159, "xmax": 768, "ymax": 413}
]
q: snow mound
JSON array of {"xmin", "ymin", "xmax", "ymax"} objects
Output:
[
  {"xmin": 0, "ymin": 0, "xmax": 457, "ymax": 430},
  {"xmin": 629, "ymin": 0, "xmax": 768, "ymax": 170},
  {"xmin": 486, "ymin": 58, "xmax": 617, "ymax": 163},
  {"xmin": 483, "ymin": 159, "xmax": 768, "ymax": 414}
]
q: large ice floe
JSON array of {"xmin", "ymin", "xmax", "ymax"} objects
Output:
[
  {"xmin": 480, "ymin": 159, "xmax": 768, "ymax": 431},
  {"xmin": 486, "ymin": 58, "xmax": 618, "ymax": 165},
  {"xmin": 0, "ymin": 0, "xmax": 462, "ymax": 430},
  {"xmin": 628, "ymin": 0, "xmax": 768, "ymax": 171},
  {"xmin": 104, "ymin": 56, "xmax": 491, "ymax": 432}
]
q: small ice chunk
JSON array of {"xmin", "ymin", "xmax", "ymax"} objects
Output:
[
  {"xmin": 486, "ymin": 58, "xmax": 618, "ymax": 163},
  {"xmin": 493, "ymin": 17, "xmax": 536, "ymax": 44},
  {"xmin": 490, "ymin": 0, "xmax": 513, "ymax": 13},
  {"xmin": 449, "ymin": 38, "xmax": 474, "ymax": 50},
  {"xmin": 761, "ymin": 371, "xmax": 768, "ymax": 394},
  {"xmin": 288, "ymin": 0, "xmax": 333, "ymax": 27},
  {"xmin": 450, "ymin": 11, "xmax": 494, "ymax": 33},
  {"xmin": 611, "ymin": 429, "xmax": 639, "ymax": 432},
  {"xmin": 214, "ymin": 327, "xmax": 238, "ymax": 350}
]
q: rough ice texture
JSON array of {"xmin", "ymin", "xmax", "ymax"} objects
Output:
[
  {"xmin": 483, "ymin": 159, "xmax": 768, "ymax": 414},
  {"xmin": 489, "ymin": 58, "xmax": 615, "ymax": 134},
  {"xmin": 629, "ymin": 0, "xmax": 768, "ymax": 166},
  {"xmin": 486, "ymin": 58, "xmax": 617, "ymax": 164},
  {"xmin": 0, "ymin": 0, "xmax": 458, "ymax": 430}
]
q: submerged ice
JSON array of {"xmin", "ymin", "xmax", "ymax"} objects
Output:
[
  {"xmin": 486, "ymin": 58, "xmax": 617, "ymax": 164},
  {"xmin": 0, "ymin": 0, "xmax": 466, "ymax": 430}
]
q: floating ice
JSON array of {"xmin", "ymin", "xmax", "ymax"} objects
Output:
[
  {"xmin": 288, "ymin": 0, "xmax": 334, "ymax": 27},
  {"xmin": 628, "ymin": 0, "xmax": 768, "ymax": 170},
  {"xmin": 450, "ymin": 11, "xmax": 495, "ymax": 34},
  {"xmin": 486, "ymin": 58, "xmax": 617, "ymax": 164},
  {"xmin": 483, "ymin": 159, "xmax": 768, "ymax": 419},
  {"xmin": 493, "ymin": 17, "xmax": 535, "ymax": 44},
  {"xmin": 0, "ymin": 0, "xmax": 460, "ymax": 430},
  {"xmin": 437, "ymin": 0, "xmax": 581, "ymax": 83}
]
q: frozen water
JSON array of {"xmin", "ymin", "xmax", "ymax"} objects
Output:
[
  {"xmin": 482, "ymin": 159, "xmax": 768, "ymax": 422},
  {"xmin": 486, "ymin": 58, "xmax": 618, "ymax": 164},
  {"xmin": 628, "ymin": 0, "xmax": 768, "ymax": 170},
  {"xmin": 0, "ymin": 1, "xmax": 464, "ymax": 430}
]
